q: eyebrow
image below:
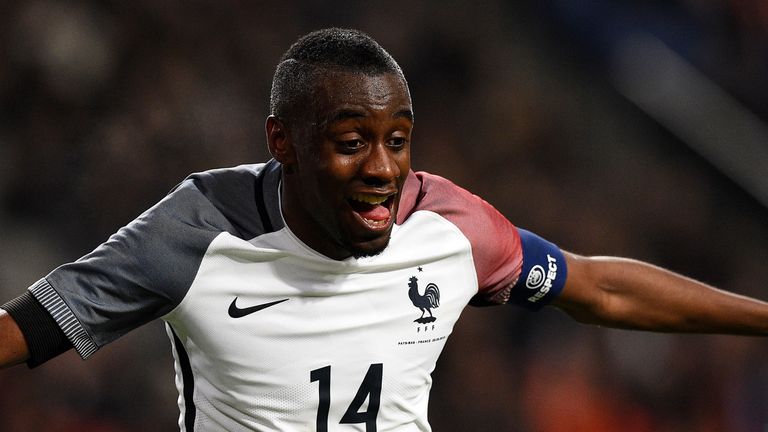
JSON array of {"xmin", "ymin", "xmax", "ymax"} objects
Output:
[
  {"xmin": 393, "ymin": 109, "xmax": 414, "ymax": 122},
  {"xmin": 323, "ymin": 107, "xmax": 414, "ymax": 126},
  {"xmin": 326, "ymin": 108, "xmax": 366, "ymax": 124}
]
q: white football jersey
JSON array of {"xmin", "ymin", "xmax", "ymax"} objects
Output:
[{"xmin": 27, "ymin": 160, "xmax": 566, "ymax": 431}]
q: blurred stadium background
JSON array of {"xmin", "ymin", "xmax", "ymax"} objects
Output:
[{"xmin": 1, "ymin": 1, "xmax": 767, "ymax": 430}]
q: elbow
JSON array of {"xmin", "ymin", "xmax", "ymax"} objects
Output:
[
  {"xmin": 554, "ymin": 253, "xmax": 594, "ymax": 324},
  {"xmin": 556, "ymin": 253, "xmax": 631, "ymax": 328}
]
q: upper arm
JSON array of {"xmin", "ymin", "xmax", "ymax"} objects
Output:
[
  {"xmin": 0, "ymin": 310, "xmax": 29, "ymax": 368},
  {"xmin": 41, "ymin": 181, "xmax": 227, "ymax": 356}
]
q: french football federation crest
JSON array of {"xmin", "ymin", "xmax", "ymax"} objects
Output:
[{"xmin": 407, "ymin": 276, "xmax": 440, "ymax": 324}]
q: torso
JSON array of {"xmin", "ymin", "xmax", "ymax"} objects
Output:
[{"xmin": 166, "ymin": 210, "xmax": 480, "ymax": 431}]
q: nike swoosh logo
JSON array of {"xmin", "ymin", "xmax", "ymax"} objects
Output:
[{"xmin": 228, "ymin": 297, "xmax": 289, "ymax": 318}]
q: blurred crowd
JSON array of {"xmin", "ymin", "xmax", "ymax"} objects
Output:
[{"xmin": 1, "ymin": 1, "xmax": 766, "ymax": 431}]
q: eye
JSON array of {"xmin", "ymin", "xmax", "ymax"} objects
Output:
[
  {"xmin": 338, "ymin": 139, "xmax": 365, "ymax": 153},
  {"xmin": 388, "ymin": 137, "xmax": 409, "ymax": 150}
]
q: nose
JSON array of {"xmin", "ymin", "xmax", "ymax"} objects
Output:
[{"xmin": 361, "ymin": 142, "xmax": 400, "ymax": 186}]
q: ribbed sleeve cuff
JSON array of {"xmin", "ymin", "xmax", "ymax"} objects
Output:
[
  {"xmin": 28, "ymin": 278, "xmax": 99, "ymax": 360},
  {"xmin": 1, "ymin": 291, "xmax": 71, "ymax": 368}
]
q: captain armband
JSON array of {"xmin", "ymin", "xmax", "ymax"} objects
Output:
[{"xmin": 508, "ymin": 229, "xmax": 568, "ymax": 311}]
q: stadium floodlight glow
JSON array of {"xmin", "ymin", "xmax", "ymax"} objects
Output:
[{"xmin": 610, "ymin": 33, "xmax": 768, "ymax": 210}]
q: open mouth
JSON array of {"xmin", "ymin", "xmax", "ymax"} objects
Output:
[{"xmin": 347, "ymin": 192, "xmax": 396, "ymax": 229}]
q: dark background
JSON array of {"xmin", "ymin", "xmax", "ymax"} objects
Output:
[{"xmin": 1, "ymin": 1, "xmax": 767, "ymax": 430}]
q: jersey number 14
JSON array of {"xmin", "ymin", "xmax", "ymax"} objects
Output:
[{"xmin": 310, "ymin": 364, "xmax": 383, "ymax": 432}]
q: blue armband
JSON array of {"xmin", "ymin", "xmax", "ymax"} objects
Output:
[{"xmin": 509, "ymin": 229, "xmax": 568, "ymax": 311}]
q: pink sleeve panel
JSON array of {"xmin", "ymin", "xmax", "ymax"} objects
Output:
[{"xmin": 398, "ymin": 171, "xmax": 522, "ymax": 305}]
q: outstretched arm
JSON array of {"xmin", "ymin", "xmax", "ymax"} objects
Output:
[
  {"xmin": 553, "ymin": 252, "xmax": 768, "ymax": 335},
  {"xmin": 0, "ymin": 310, "xmax": 29, "ymax": 368}
]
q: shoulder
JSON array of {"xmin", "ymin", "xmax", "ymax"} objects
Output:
[
  {"xmin": 397, "ymin": 171, "xmax": 482, "ymax": 220},
  {"xmin": 174, "ymin": 161, "xmax": 282, "ymax": 238},
  {"xmin": 184, "ymin": 163, "xmax": 267, "ymax": 195},
  {"xmin": 398, "ymin": 170, "xmax": 511, "ymax": 232},
  {"xmin": 397, "ymin": 170, "xmax": 523, "ymax": 303}
]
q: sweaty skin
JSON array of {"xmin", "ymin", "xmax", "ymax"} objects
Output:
[{"xmin": 267, "ymin": 71, "xmax": 414, "ymax": 260}]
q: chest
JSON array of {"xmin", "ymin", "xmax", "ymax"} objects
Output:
[
  {"xmin": 171, "ymin": 233, "xmax": 477, "ymax": 368},
  {"xmin": 163, "ymin": 214, "xmax": 480, "ymax": 429}
]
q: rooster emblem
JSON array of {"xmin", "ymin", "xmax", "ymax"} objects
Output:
[{"xmin": 408, "ymin": 276, "xmax": 440, "ymax": 324}]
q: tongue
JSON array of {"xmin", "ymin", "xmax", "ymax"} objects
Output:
[{"xmin": 356, "ymin": 204, "xmax": 390, "ymax": 221}]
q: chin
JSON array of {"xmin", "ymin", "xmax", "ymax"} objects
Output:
[{"xmin": 348, "ymin": 236, "xmax": 391, "ymax": 259}]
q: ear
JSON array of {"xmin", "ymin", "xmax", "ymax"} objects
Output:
[{"xmin": 265, "ymin": 115, "xmax": 296, "ymax": 165}]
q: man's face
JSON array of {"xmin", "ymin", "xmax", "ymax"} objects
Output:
[{"xmin": 279, "ymin": 71, "xmax": 413, "ymax": 260}]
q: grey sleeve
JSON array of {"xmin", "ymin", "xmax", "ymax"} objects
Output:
[{"xmin": 32, "ymin": 180, "xmax": 233, "ymax": 360}]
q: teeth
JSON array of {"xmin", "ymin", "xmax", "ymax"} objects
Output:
[
  {"xmin": 349, "ymin": 193, "xmax": 388, "ymax": 205},
  {"xmin": 362, "ymin": 218, "xmax": 388, "ymax": 227}
]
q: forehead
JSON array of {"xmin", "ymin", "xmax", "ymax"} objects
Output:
[{"xmin": 310, "ymin": 71, "xmax": 412, "ymax": 123}]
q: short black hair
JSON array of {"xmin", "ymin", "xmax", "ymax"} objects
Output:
[{"xmin": 270, "ymin": 28, "xmax": 405, "ymax": 125}]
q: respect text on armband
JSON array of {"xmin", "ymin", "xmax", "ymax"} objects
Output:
[{"xmin": 526, "ymin": 254, "xmax": 558, "ymax": 304}]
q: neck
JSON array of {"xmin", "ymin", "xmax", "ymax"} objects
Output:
[{"xmin": 279, "ymin": 177, "xmax": 351, "ymax": 261}]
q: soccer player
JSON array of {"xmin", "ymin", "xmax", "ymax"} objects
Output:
[{"xmin": 1, "ymin": 28, "xmax": 767, "ymax": 431}]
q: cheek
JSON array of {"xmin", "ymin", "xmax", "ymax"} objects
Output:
[
  {"xmin": 315, "ymin": 153, "xmax": 360, "ymax": 183},
  {"xmin": 306, "ymin": 159, "xmax": 353, "ymax": 205},
  {"xmin": 396, "ymin": 151, "xmax": 411, "ymax": 177}
]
